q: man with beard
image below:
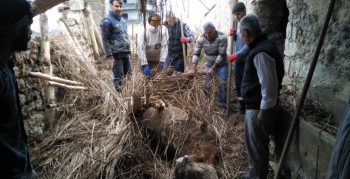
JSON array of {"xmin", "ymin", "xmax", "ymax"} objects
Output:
[{"xmin": 0, "ymin": 0, "xmax": 39, "ymax": 178}]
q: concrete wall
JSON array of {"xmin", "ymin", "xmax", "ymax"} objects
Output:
[
  {"xmin": 274, "ymin": 110, "xmax": 335, "ymax": 178},
  {"xmin": 284, "ymin": 0, "xmax": 350, "ymax": 121}
]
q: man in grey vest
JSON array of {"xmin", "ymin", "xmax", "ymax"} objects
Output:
[
  {"xmin": 239, "ymin": 14, "xmax": 284, "ymax": 179},
  {"xmin": 100, "ymin": 0, "xmax": 132, "ymax": 92},
  {"xmin": 165, "ymin": 11, "xmax": 194, "ymax": 73}
]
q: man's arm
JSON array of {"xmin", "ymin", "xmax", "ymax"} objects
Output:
[
  {"xmin": 254, "ymin": 52, "xmax": 278, "ymax": 110},
  {"xmin": 189, "ymin": 36, "xmax": 203, "ymax": 77},
  {"xmin": 160, "ymin": 26, "xmax": 169, "ymax": 63},
  {"xmin": 191, "ymin": 36, "xmax": 203, "ymax": 64},
  {"xmin": 137, "ymin": 29, "xmax": 148, "ymax": 66},
  {"xmin": 100, "ymin": 18, "xmax": 113, "ymax": 58},
  {"xmin": 214, "ymin": 35, "xmax": 228, "ymax": 65},
  {"xmin": 236, "ymin": 44, "xmax": 249, "ymax": 62},
  {"xmin": 183, "ymin": 23, "xmax": 195, "ymax": 43}
]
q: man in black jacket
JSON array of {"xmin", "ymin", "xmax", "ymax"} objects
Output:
[
  {"xmin": 0, "ymin": 0, "xmax": 39, "ymax": 178},
  {"xmin": 239, "ymin": 14, "xmax": 284, "ymax": 179}
]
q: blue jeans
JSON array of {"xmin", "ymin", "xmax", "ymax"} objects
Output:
[
  {"xmin": 166, "ymin": 55, "xmax": 184, "ymax": 72},
  {"xmin": 203, "ymin": 64, "xmax": 228, "ymax": 104},
  {"xmin": 112, "ymin": 55, "xmax": 131, "ymax": 90},
  {"xmin": 327, "ymin": 94, "xmax": 350, "ymax": 179},
  {"xmin": 235, "ymin": 61, "xmax": 246, "ymax": 111}
]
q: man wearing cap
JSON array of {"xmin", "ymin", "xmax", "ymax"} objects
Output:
[
  {"xmin": 100, "ymin": 0, "xmax": 132, "ymax": 92},
  {"xmin": 165, "ymin": 11, "xmax": 195, "ymax": 73},
  {"xmin": 0, "ymin": 0, "xmax": 39, "ymax": 178},
  {"xmin": 137, "ymin": 13, "xmax": 168, "ymax": 76},
  {"xmin": 228, "ymin": 2, "xmax": 250, "ymax": 115},
  {"xmin": 189, "ymin": 22, "xmax": 228, "ymax": 107}
]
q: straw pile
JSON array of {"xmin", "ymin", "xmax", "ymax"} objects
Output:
[{"xmin": 27, "ymin": 34, "xmax": 248, "ymax": 179}]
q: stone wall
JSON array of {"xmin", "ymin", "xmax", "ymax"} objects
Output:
[
  {"xmin": 284, "ymin": 0, "xmax": 350, "ymax": 120},
  {"xmin": 14, "ymin": 37, "xmax": 45, "ymax": 134}
]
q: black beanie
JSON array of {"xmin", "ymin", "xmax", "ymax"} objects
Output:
[
  {"xmin": 0, "ymin": 0, "xmax": 34, "ymax": 35},
  {"xmin": 232, "ymin": 2, "xmax": 246, "ymax": 13}
]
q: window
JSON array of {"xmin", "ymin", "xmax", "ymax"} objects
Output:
[{"xmin": 122, "ymin": 13, "xmax": 128, "ymax": 20}]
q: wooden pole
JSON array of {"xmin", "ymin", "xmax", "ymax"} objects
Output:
[
  {"xmin": 132, "ymin": 19, "xmax": 135, "ymax": 56},
  {"xmin": 84, "ymin": 3, "xmax": 100, "ymax": 61},
  {"xmin": 58, "ymin": 18, "xmax": 88, "ymax": 59},
  {"xmin": 92, "ymin": 21, "xmax": 103, "ymax": 53},
  {"xmin": 40, "ymin": 13, "xmax": 55, "ymax": 131},
  {"xmin": 47, "ymin": 81, "xmax": 87, "ymax": 90},
  {"xmin": 180, "ymin": 14, "xmax": 187, "ymax": 71},
  {"xmin": 29, "ymin": 72, "xmax": 83, "ymax": 85},
  {"xmin": 226, "ymin": 0, "xmax": 237, "ymax": 119},
  {"xmin": 57, "ymin": 20, "xmax": 97, "ymax": 74}
]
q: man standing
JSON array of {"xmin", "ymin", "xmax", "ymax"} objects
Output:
[
  {"xmin": 228, "ymin": 2, "xmax": 250, "ymax": 115},
  {"xmin": 100, "ymin": 0, "xmax": 132, "ymax": 91},
  {"xmin": 0, "ymin": 0, "xmax": 39, "ymax": 178},
  {"xmin": 188, "ymin": 22, "xmax": 228, "ymax": 107},
  {"xmin": 239, "ymin": 14, "xmax": 284, "ymax": 179},
  {"xmin": 138, "ymin": 13, "xmax": 168, "ymax": 76},
  {"xmin": 165, "ymin": 11, "xmax": 194, "ymax": 73}
]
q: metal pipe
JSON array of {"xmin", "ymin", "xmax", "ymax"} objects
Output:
[{"xmin": 274, "ymin": 0, "xmax": 337, "ymax": 178}]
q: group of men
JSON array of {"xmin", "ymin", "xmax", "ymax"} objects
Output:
[
  {"xmin": 2, "ymin": 0, "xmax": 350, "ymax": 179},
  {"xmin": 0, "ymin": 0, "xmax": 283, "ymax": 178},
  {"xmin": 101, "ymin": 1, "xmax": 285, "ymax": 178}
]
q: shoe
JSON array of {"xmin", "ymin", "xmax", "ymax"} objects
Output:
[{"xmin": 239, "ymin": 171, "xmax": 249, "ymax": 179}]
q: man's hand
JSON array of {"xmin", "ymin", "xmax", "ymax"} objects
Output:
[
  {"xmin": 159, "ymin": 62, "xmax": 164, "ymax": 70},
  {"xmin": 229, "ymin": 28, "xmax": 237, "ymax": 36},
  {"xmin": 228, "ymin": 54, "xmax": 238, "ymax": 62},
  {"xmin": 142, "ymin": 65, "xmax": 152, "ymax": 76},
  {"xmin": 258, "ymin": 109, "xmax": 268, "ymax": 125},
  {"xmin": 106, "ymin": 57, "xmax": 114, "ymax": 69},
  {"xmin": 180, "ymin": 36, "xmax": 189, "ymax": 43},
  {"xmin": 207, "ymin": 67, "xmax": 215, "ymax": 76},
  {"xmin": 188, "ymin": 68, "xmax": 197, "ymax": 78}
]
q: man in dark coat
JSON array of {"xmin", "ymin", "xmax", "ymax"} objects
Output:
[{"xmin": 0, "ymin": 0, "xmax": 39, "ymax": 178}]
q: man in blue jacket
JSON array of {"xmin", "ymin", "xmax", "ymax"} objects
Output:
[
  {"xmin": 0, "ymin": 0, "xmax": 39, "ymax": 178},
  {"xmin": 228, "ymin": 2, "xmax": 250, "ymax": 115},
  {"xmin": 100, "ymin": 0, "xmax": 132, "ymax": 92}
]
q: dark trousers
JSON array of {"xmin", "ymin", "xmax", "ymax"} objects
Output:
[
  {"xmin": 235, "ymin": 61, "xmax": 246, "ymax": 112},
  {"xmin": 112, "ymin": 55, "xmax": 131, "ymax": 90},
  {"xmin": 166, "ymin": 55, "xmax": 184, "ymax": 73}
]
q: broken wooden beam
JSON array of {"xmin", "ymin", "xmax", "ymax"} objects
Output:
[
  {"xmin": 47, "ymin": 81, "xmax": 87, "ymax": 90},
  {"xmin": 29, "ymin": 72, "xmax": 83, "ymax": 86}
]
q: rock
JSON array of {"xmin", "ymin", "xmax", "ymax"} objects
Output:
[{"xmin": 174, "ymin": 155, "xmax": 218, "ymax": 179}]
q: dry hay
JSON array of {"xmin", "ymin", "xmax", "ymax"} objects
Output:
[
  {"xmin": 279, "ymin": 85, "xmax": 338, "ymax": 135},
  {"xmin": 27, "ymin": 34, "xmax": 247, "ymax": 179}
]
